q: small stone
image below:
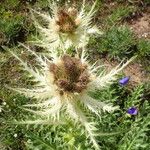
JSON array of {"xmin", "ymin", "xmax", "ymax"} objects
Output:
[
  {"xmin": 14, "ymin": 134, "xmax": 18, "ymax": 138},
  {"xmin": 3, "ymin": 102, "xmax": 6, "ymax": 105}
]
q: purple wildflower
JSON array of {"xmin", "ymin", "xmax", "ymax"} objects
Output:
[
  {"xmin": 119, "ymin": 76, "xmax": 130, "ymax": 86},
  {"xmin": 127, "ymin": 107, "xmax": 138, "ymax": 115}
]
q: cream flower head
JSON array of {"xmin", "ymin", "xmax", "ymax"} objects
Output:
[
  {"xmin": 9, "ymin": 44, "xmax": 134, "ymax": 150},
  {"xmin": 31, "ymin": 0, "xmax": 101, "ymax": 50}
]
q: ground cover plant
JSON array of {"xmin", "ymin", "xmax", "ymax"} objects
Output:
[{"xmin": 0, "ymin": 0, "xmax": 150, "ymax": 150}]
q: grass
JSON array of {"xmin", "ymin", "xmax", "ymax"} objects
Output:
[
  {"xmin": 0, "ymin": 10, "xmax": 25, "ymax": 45},
  {"xmin": 137, "ymin": 39, "xmax": 150, "ymax": 57},
  {"xmin": 0, "ymin": 0, "xmax": 150, "ymax": 149},
  {"xmin": 94, "ymin": 26, "xmax": 135, "ymax": 59},
  {"xmin": 105, "ymin": 5, "xmax": 136, "ymax": 26}
]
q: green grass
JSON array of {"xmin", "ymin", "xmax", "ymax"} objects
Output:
[
  {"xmin": 0, "ymin": 11, "xmax": 25, "ymax": 45},
  {"xmin": 105, "ymin": 5, "xmax": 136, "ymax": 26},
  {"xmin": 96, "ymin": 26, "xmax": 135, "ymax": 59},
  {"xmin": 137, "ymin": 39, "xmax": 150, "ymax": 58}
]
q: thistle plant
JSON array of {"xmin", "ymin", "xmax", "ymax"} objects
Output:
[
  {"xmin": 31, "ymin": 0, "xmax": 101, "ymax": 50},
  {"xmin": 5, "ymin": 1, "xmax": 136, "ymax": 150},
  {"xmin": 9, "ymin": 44, "xmax": 134, "ymax": 149}
]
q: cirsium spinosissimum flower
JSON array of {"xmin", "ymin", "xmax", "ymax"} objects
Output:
[
  {"xmin": 8, "ymin": 44, "xmax": 134, "ymax": 150},
  {"xmin": 30, "ymin": 0, "xmax": 102, "ymax": 50}
]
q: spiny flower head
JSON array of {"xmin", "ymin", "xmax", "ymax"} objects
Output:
[
  {"xmin": 49, "ymin": 54, "xmax": 90, "ymax": 94},
  {"xmin": 55, "ymin": 7, "xmax": 79, "ymax": 33},
  {"xmin": 31, "ymin": 0, "xmax": 101, "ymax": 50},
  {"xmin": 9, "ymin": 44, "xmax": 134, "ymax": 150}
]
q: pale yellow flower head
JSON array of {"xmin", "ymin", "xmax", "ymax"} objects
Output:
[
  {"xmin": 31, "ymin": 0, "xmax": 101, "ymax": 50},
  {"xmin": 9, "ymin": 44, "xmax": 134, "ymax": 150}
]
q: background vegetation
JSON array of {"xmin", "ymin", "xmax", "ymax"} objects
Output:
[{"xmin": 0, "ymin": 0, "xmax": 150, "ymax": 149}]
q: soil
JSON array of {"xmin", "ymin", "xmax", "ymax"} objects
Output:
[
  {"xmin": 104, "ymin": 59, "xmax": 149, "ymax": 87},
  {"xmin": 129, "ymin": 12, "xmax": 150, "ymax": 39},
  {"xmin": 94, "ymin": 2, "xmax": 150, "ymax": 86},
  {"xmin": 92, "ymin": 54, "xmax": 149, "ymax": 87}
]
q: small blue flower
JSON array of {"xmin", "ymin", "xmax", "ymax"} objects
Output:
[
  {"xmin": 127, "ymin": 107, "xmax": 138, "ymax": 115},
  {"xmin": 119, "ymin": 76, "xmax": 130, "ymax": 86}
]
